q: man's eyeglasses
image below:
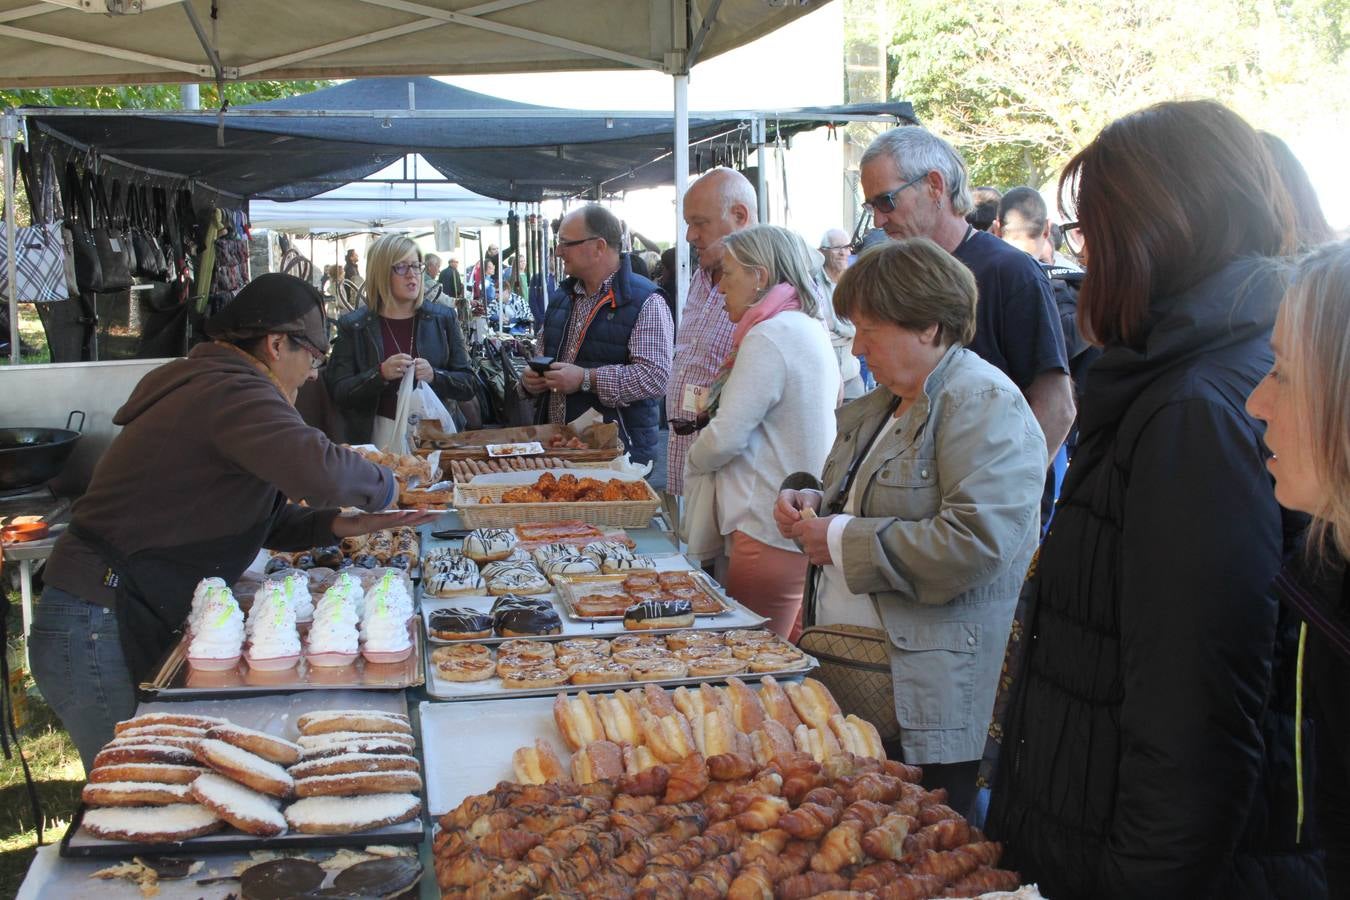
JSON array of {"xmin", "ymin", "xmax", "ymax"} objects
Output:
[
  {"xmin": 1060, "ymin": 221, "xmax": 1085, "ymax": 257},
  {"xmin": 391, "ymin": 261, "xmax": 425, "ymax": 277},
  {"xmin": 820, "ymin": 243, "xmax": 852, "ymax": 251},
  {"xmin": 288, "ymin": 335, "xmax": 327, "ymax": 370},
  {"xmin": 862, "ymin": 172, "xmax": 928, "ymax": 214},
  {"xmin": 668, "ymin": 412, "xmax": 710, "ymax": 436},
  {"xmin": 556, "ymin": 235, "xmax": 599, "ymax": 249}
]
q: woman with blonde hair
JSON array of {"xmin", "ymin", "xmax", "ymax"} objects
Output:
[
  {"xmin": 325, "ymin": 233, "xmax": 475, "ymax": 444},
  {"xmin": 1247, "ymin": 240, "xmax": 1350, "ymax": 893},
  {"xmin": 682, "ymin": 224, "xmax": 839, "ymax": 640}
]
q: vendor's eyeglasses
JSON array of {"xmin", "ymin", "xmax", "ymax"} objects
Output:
[
  {"xmin": 288, "ymin": 335, "xmax": 327, "ymax": 369},
  {"xmin": 391, "ymin": 261, "xmax": 425, "ymax": 277},
  {"xmin": 556, "ymin": 235, "xmax": 599, "ymax": 249},
  {"xmin": 862, "ymin": 172, "xmax": 928, "ymax": 214},
  {"xmin": 668, "ymin": 412, "xmax": 710, "ymax": 436}
]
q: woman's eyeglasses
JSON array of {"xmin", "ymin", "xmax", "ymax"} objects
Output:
[
  {"xmin": 391, "ymin": 261, "xmax": 426, "ymax": 277},
  {"xmin": 668, "ymin": 412, "xmax": 710, "ymax": 436},
  {"xmin": 1059, "ymin": 221, "xmax": 1085, "ymax": 258},
  {"xmin": 862, "ymin": 172, "xmax": 927, "ymax": 214}
]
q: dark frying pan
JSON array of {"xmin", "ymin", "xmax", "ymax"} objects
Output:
[{"xmin": 0, "ymin": 410, "xmax": 85, "ymax": 491}]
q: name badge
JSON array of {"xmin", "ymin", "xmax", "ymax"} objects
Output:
[{"xmin": 681, "ymin": 384, "xmax": 709, "ymax": 415}]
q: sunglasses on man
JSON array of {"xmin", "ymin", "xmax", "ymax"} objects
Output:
[
  {"xmin": 862, "ymin": 172, "xmax": 929, "ymax": 214},
  {"xmin": 668, "ymin": 412, "xmax": 711, "ymax": 436}
]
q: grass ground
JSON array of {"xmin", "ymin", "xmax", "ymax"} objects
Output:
[
  {"xmin": 0, "ymin": 594, "xmax": 82, "ymax": 898},
  {"xmin": 0, "ymin": 305, "xmax": 50, "ymax": 365}
]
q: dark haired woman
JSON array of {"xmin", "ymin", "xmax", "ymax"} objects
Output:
[{"xmin": 983, "ymin": 100, "xmax": 1324, "ymax": 897}]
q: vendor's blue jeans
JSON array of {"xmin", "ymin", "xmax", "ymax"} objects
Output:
[{"xmin": 28, "ymin": 586, "xmax": 137, "ymax": 774}]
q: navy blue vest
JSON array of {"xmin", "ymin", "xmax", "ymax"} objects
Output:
[{"xmin": 541, "ymin": 254, "xmax": 665, "ymax": 463}]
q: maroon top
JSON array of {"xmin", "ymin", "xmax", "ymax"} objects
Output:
[{"xmin": 377, "ymin": 315, "xmax": 417, "ymax": 419}]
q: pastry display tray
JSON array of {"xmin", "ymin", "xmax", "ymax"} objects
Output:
[
  {"xmin": 139, "ymin": 624, "xmax": 424, "ymax": 699},
  {"xmin": 553, "ymin": 568, "xmax": 731, "ymax": 620},
  {"xmin": 61, "ymin": 691, "xmax": 424, "ymax": 858},
  {"xmin": 419, "ymin": 682, "xmax": 810, "ymax": 816},
  {"xmin": 423, "ymin": 646, "xmax": 816, "ymax": 701}
]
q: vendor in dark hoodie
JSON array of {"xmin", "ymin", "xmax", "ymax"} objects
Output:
[{"xmin": 33, "ymin": 274, "xmax": 435, "ymax": 771}]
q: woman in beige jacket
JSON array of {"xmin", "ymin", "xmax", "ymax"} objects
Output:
[{"xmin": 774, "ymin": 237, "xmax": 1045, "ymax": 815}]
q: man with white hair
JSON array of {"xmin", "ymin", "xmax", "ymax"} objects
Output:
[
  {"xmin": 859, "ymin": 127, "xmax": 1074, "ymax": 458},
  {"xmin": 817, "ymin": 227, "xmax": 866, "ymax": 400},
  {"xmin": 665, "ymin": 167, "xmax": 758, "ymax": 495}
]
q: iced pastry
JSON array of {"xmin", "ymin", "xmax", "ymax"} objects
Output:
[
  {"xmin": 323, "ymin": 572, "xmax": 366, "ymax": 617},
  {"xmin": 266, "ymin": 570, "xmax": 314, "ymax": 623},
  {"xmin": 187, "ymin": 588, "xmax": 244, "ymax": 671},
  {"xmin": 361, "ymin": 571, "xmax": 414, "ymax": 625},
  {"xmin": 422, "ymin": 553, "xmax": 485, "ymax": 597},
  {"xmin": 462, "ymin": 528, "xmax": 517, "ymax": 563},
  {"xmin": 542, "ymin": 553, "xmax": 601, "ymax": 581},
  {"xmin": 245, "ymin": 586, "xmax": 302, "ymax": 670},
  {"xmin": 188, "ymin": 577, "xmax": 229, "ymax": 631},
  {"xmin": 360, "ymin": 574, "xmax": 413, "ymax": 664},
  {"xmin": 306, "ymin": 591, "xmax": 360, "ymax": 667}
]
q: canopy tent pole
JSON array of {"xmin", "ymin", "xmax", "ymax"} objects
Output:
[
  {"xmin": 3, "ymin": 113, "xmax": 19, "ymax": 364},
  {"xmin": 673, "ymin": 73, "xmax": 689, "ymax": 323},
  {"xmin": 753, "ymin": 116, "xmax": 768, "ymax": 224}
]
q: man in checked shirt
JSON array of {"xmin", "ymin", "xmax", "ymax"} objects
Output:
[
  {"xmin": 665, "ymin": 167, "xmax": 759, "ymax": 495},
  {"xmin": 524, "ymin": 204, "xmax": 673, "ymax": 470}
]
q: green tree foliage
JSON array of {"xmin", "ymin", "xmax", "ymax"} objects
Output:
[
  {"xmin": 0, "ymin": 80, "xmax": 331, "ymax": 111},
  {"xmin": 879, "ymin": 0, "xmax": 1350, "ymax": 192}
]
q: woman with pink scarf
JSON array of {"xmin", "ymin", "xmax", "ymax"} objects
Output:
[{"xmin": 683, "ymin": 225, "xmax": 839, "ymax": 639}]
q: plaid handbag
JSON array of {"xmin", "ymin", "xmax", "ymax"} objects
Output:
[
  {"xmin": 796, "ymin": 623, "xmax": 901, "ymax": 743},
  {"xmin": 0, "ymin": 221, "xmax": 71, "ymax": 303}
]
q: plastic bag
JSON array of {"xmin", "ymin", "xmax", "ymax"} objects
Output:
[{"xmin": 412, "ymin": 382, "xmax": 458, "ymax": 435}]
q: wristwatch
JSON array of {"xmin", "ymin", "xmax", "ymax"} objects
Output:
[{"xmin": 581, "ymin": 368, "xmax": 593, "ymax": 393}]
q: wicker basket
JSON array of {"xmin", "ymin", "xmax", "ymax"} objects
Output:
[{"xmin": 454, "ymin": 479, "xmax": 662, "ymax": 529}]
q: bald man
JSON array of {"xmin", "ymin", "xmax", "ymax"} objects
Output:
[{"xmin": 666, "ymin": 167, "xmax": 758, "ymax": 495}]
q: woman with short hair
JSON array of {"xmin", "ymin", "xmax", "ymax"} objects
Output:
[
  {"xmin": 774, "ymin": 237, "xmax": 1045, "ymax": 814},
  {"xmin": 682, "ymin": 224, "xmax": 839, "ymax": 640},
  {"xmin": 1247, "ymin": 240, "xmax": 1350, "ymax": 894},
  {"xmin": 983, "ymin": 99, "xmax": 1322, "ymax": 898},
  {"xmin": 325, "ymin": 233, "xmax": 475, "ymax": 445}
]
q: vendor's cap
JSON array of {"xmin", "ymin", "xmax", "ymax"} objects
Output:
[{"xmin": 204, "ymin": 273, "xmax": 329, "ymax": 353}]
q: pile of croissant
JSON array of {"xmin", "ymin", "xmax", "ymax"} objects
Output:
[{"xmin": 433, "ymin": 748, "xmax": 1020, "ymax": 899}]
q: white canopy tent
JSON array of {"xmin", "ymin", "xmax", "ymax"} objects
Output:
[{"xmin": 248, "ymin": 175, "xmax": 512, "ymax": 232}]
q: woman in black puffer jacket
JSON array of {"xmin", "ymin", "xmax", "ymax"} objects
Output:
[{"xmin": 983, "ymin": 100, "xmax": 1325, "ymax": 898}]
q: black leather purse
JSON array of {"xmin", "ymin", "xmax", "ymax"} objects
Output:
[
  {"xmin": 61, "ymin": 162, "xmax": 103, "ymax": 293},
  {"xmin": 89, "ymin": 172, "xmax": 132, "ymax": 291}
]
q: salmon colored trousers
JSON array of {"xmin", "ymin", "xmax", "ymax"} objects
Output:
[{"xmin": 721, "ymin": 530, "xmax": 807, "ymax": 642}]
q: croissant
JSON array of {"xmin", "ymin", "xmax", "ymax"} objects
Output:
[
  {"xmin": 663, "ymin": 751, "xmax": 710, "ymax": 803},
  {"xmin": 633, "ymin": 865, "xmax": 691, "ymax": 898},
  {"xmin": 707, "ymin": 751, "xmax": 758, "ymax": 781},
  {"xmin": 876, "ymin": 873, "xmax": 945, "ymax": 900},
  {"xmin": 725, "ymin": 864, "xmax": 775, "ymax": 900},
  {"xmin": 850, "ymin": 859, "xmax": 906, "ymax": 893},
  {"xmin": 616, "ymin": 762, "xmax": 670, "ymax": 797},
  {"xmin": 759, "ymin": 675, "xmax": 806, "ymax": 731},
  {"xmin": 441, "ymin": 793, "xmax": 500, "ymax": 831},
  {"xmin": 477, "ymin": 827, "xmax": 543, "ymax": 860},
  {"xmin": 437, "ymin": 846, "xmax": 495, "ymax": 888},
  {"xmin": 780, "ymin": 758, "xmax": 828, "ymax": 804},
  {"xmin": 909, "ymin": 840, "xmax": 1002, "ymax": 881},
  {"xmin": 837, "ymin": 772, "xmax": 905, "ymax": 804},
  {"xmin": 777, "ymin": 871, "xmax": 849, "ymax": 900},
  {"xmin": 575, "ymin": 867, "xmax": 636, "ymax": 897},
  {"xmin": 941, "ymin": 867, "xmax": 1021, "ymax": 896},
  {"xmin": 860, "ymin": 812, "xmax": 918, "ymax": 861},
  {"xmin": 778, "ymin": 801, "xmax": 842, "ymax": 840},
  {"xmin": 734, "ymin": 794, "xmax": 790, "ymax": 831},
  {"xmin": 687, "ymin": 848, "xmax": 743, "ymax": 900},
  {"xmin": 799, "ymin": 786, "xmax": 844, "ymax": 810},
  {"xmin": 840, "ymin": 799, "xmax": 892, "ymax": 831},
  {"xmin": 902, "ymin": 818, "xmax": 973, "ymax": 860},
  {"xmin": 810, "ymin": 819, "xmax": 865, "ymax": 873},
  {"xmin": 918, "ymin": 803, "xmax": 962, "ymax": 826},
  {"xmin": 882, "ymin": 758, "xmax": 924, "ymax": 783}
]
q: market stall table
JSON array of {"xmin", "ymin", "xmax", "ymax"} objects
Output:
[{"xmin": 0, "ymin": 485, "xmax": 72, "ymax": 659}]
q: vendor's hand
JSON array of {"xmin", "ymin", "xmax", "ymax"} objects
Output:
[
  {"xmin": 521, "ymin": 368, "xmax": 549, "ymax": 395},
  {"xmin": 332, "ymin": 510, "xmax": 440, "ymax": 538},
  {"xmin": 790, "ymin": 514, "xmax": 836, "ymax": 566},
  {"xmin": 413, "ymin": 357, "xmax": 434, "ymax": 384},
  {"xmin": 380, "ymin": 353, "xmax": 415, "ymax": 381},
  {"xmin": 774, "ymin": 489, "xmax": 822, "ymax": 539},
  {"xmin": 542, "ymin": 363, "xmax": 585, "ymax": 395}
]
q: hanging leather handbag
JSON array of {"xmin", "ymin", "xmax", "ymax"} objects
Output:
[
  {"xmin": 89, "ymin": 172, "xmax": 132, "ymax": 291},
  {"xmin": 128, "ymin": 186, "xmax": 167, "ymax": 279},
  {"xmin": 61, "ymin": 162, "xmax": 103, "ymax": 293}
]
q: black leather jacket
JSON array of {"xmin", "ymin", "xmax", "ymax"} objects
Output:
[{"xmin": 324, "ymin": 303, "xmax": 476, "ymax": 444}]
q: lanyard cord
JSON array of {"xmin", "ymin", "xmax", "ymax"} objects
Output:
[
  {"xmin": 826, "ymin": 396, "xmax": 901, "ymax": 515},
  {"xmin": 1295, "ymin": 620, "xmax": 1307, "ymax": 843}
]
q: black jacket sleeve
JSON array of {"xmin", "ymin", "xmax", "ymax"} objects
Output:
[
  {"xmin": 428, "ymin": 306, "xmax": 477, "ymax": 402},
  {"xmin": 324, "ymin": 316, "xmax": 384, "ymax": 411}
]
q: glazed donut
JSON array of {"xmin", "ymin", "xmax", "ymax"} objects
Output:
[
  {"xmin": 296, "ymin": 730, "xmax": 414, "ymax": 752},
  {"xmin": 294, "ymin": 769, "xmax": 422, "ymax": 797},
  {"xmin": 783, "ymin": 678, "xmax": 842, "ymax": 730},
  {"xmin": 487, "ymin": 570, "xmax": 552, "ymax": 597},
  {"xmin": 430, "ymin": 644, "xmax": 491, "ymax": 666},
  {"xmin": 552, "ymin": 692, "xmax": 605, "ymax": 751},
  {"xmin": 542, "ymin": 554, "xmax": 601, "ymax": 582},
  {"xmin": 497, "ymin": 638, "xmax": 556, "ymax": 661},
  {"xmin": 664, "ymin": 630, "xmax": 726, "ymax": 651},
  {"xmin": 628, "ymin": 658, "xmax": 690, "ymax": 682},
  {"xmin": 462, "ymin": 528, "xmax": 518, "ymax": 563},
  {"xmin": 422, "ymin": 567, "xmax": 485, "ymax": 599},
  {"xmin": 499, "ymin": 665, "xmax": 568, "ymax": 691},
  {"xmin": 113, "ymin": 713, "xmax": 226, "ymax": 736},
  {"xmin": 567, "ymin": 660, "xmax": 632, "ymax": 686},
  {"xmin": 194, "ymin": 738, "xmax": 295, "ymax": 799},
  {"xmin": 496, "ymin": 608, "xmax": 562, "ymax": 637},
  {"xmin": 437, "ymin": 655, "xmax": 495, "ymax": 682},
  {"xmin": 284, "ymin": 793, "xmax": 421, "ymax": 835},
  {"xmin": 600, "ymin": 555, "xmax": 657, "ymax": 574},
  {"xmin": 623, "ymin": 599, "xmax": 694, "ymax": 631},
  {"xmin": 289, "ymin": 752, "xmax": 420, "ymax": 780},
  {"xmin": 88, "ymin": 763, "xmax": 207, "ymax": 785},
  {"xmin": 81, "ymin": 780, "xmax": 192, "ymax": 807},
  {"xmin": 298, "ymin": 737, "xmax": 415, "ymax": 761},
  {"xmin": 205, "ymin": 724, "xmax": 302, "ymax": 766},
  {"xmin": 190, "ymin": 772, "xmax": 287, "ymax": 837},
  {"xmin": 427, "ymin": 608, "xmax": 494, "ymax": 641},
  {"xmin": 82, "ymin": 804, "xmax": 223, "ymax": 842},
  {"xmin": 687, "ymin": 656, "xmax": 749, "ymax": 678},
  {"xmin": 92, "ymin": 744, "xmax": 199, "ymax": 769},
  {"xmin": 556, "ymin": 637, "xmax": 610, "ymax": 657},
  {"xmin": 295, "ymin": 710, "xmax": 412, "ymax": 737}
]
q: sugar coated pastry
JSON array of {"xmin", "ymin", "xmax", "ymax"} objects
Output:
[
  {"xmin": 83, "ymin": 803, "xmax": 223, "ymax": 842},
  {"xmin": 284, "ymin": 793, "xmax": 421, "ymax": 835},
  {"xmin": 113, "ymin": 713, "xmax": 226, "ymax": 735},
  {"xmin": 294, "ymin": 769, "xmax": 422, "ymax": 797},
  {"xmin": 88, "ymin": 762, "xmax": 207, "ymax": 785},
  {"xmin": 462, "ymin": 528, "xmax": 517, "ymax": 563},
  {"xmin": 82, "ymin": 780, "xmax": 193, "ymax": 807},
  {"xmin": 205, "ymin": 723, "xmax": 301, "ymax": 766},
  {"xmin": 289, "ymin": 752, "xmax": 419, "ymax": 779},
  {"xmin": 194, "ymin": 738, "xmax": 295, "ymax": 799},
  {"xmin": 296, "ymin": 709, "xmax": 411, "ymax": 736},
  {"xmin": 186, "ymin": 588, "xmax": 244, "ymax": 670},
  {"xmin": 93, "ymin": 744, "xmax": 200, "ymax": 768},
  {"xmin": 190, "ymin": 772, "xmax": 288, "ymax": 837}
]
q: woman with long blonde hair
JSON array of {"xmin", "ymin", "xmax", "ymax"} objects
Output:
[{"xmin": 1247, "ymin": 240, "xmax": 1350, "ymax": 893}]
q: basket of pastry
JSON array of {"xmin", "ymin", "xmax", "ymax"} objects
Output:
[
  {"xmin": 455, "ymin": 472, "xmax": 661, "ymax": 529},
  {"xmin": 425, "ymin": 628, "xmax": 815, "ymax": 698},
  {"xmin": 435, "ymin": 677, "xmax": 1027, "ymax": 898},
  {"xmin": 64, "ymin": 708, "xmax": 425, "ymax": 856}
]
